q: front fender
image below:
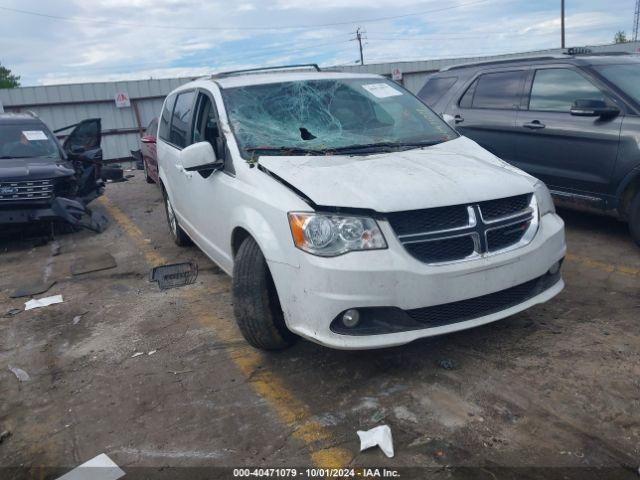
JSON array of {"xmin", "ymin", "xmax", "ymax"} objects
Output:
[{"xmin": 230, "ymin": 205, "xmax": 299, "ymax": 269}]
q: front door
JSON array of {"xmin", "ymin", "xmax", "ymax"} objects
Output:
[
  {"xmin": 62, "ymin": 118, "xmax": 103, "ymax": 197},
  {"xmin": 448, "ymin": 69, "xmax": 528, "ymax": 165},
  {"xmin": 181, "ymin": 90, "xmax": 233, "ymax": 269},
  {"xmin": 514, "ymin": 67, "xmax": 622, "ymax": 196}
]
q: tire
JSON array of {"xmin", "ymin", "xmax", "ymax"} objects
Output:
[
  {"xmin": 628, "ymin": 191, "xmax": 640, "ymax": 247},
  {"xmin": 162, "ymin": 188, "xmax": 191, "ymax": 247},
  {"xmin": 144, "ymin": 160, "xmax": 155, "ymax": 184},
  {"xmin": 232, "ymin": 237, "xmax": 296, "ymax": 350}
]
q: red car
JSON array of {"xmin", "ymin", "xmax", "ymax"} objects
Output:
[{"xmin": 140, "ymin": 117, "xmax": 159, "ymax": 184}]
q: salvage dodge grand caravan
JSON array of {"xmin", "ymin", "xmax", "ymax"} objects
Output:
[{"xmin": 157, "ymin": 65, "xmax": 566, "ymax": 350}]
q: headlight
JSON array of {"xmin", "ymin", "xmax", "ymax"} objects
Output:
[
  {"xmin": 534, "ymin": 180, "xmax": 555, "ymax": 216},
  {"xmin": 288, "ymin": 212, "xmax": 387, "ymax": 256}
]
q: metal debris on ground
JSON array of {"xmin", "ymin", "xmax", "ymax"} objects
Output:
[
  {"xmin": 25, "ymin": 294, "xmax": 63, "ymax": 311},
  {"xmin": 0, "ymin": 430, "xmax": 10, "ymax": 444},
  {"xmin": 10, "ymin": 279, "xmax": 57, "ymax": 299},
  {"xmin": 357, "ymin": 425, "xmax": 394, "ymax": 458},
  {"xmin": 51, "ymin": 241, "xmax": 61, "ymax": 256},
  {"xmin": 131, "ymin": 352, "xmax": 144, "ymax": 358},
  {"xmin": 55, "ymin": 453, "xmax": 125, "ymax": 480},
  {"xmin": 150, "ymin": 261, "xmax": 198, "ymax": 290},
  {"xmin": 437, "ymin": 358, "xmax": 456, "ymax": 370},
  {"xmin": 8, "ymin": 365, "xmax": 30, "ymax": 382},
  {"xmin": 72, "ymin": 315, "xmax": 83, "ymax": 325},
  {"xmin": 148, "ymin": 350, "xmax": 157, "ymax": 355},
  {"xmin": 71, "ymin": 252, "xmax": 117, "ymax": 276},
  {"xmin": 371, "ymin": 410, "xmax": 386, "ymax": 423},
  {"xmin": 4, "ymin": 308, "xmax": 22, "ymax": 317}
]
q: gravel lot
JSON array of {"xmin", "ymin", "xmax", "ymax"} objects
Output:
[{"xmin": 1, "ymin": 173, "xmax": 638, "ymax": 479}]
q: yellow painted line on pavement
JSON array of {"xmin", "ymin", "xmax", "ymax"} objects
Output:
[
  {"xmin": 566, "ymin": 253, "xmax": 640, "ymax": 278},
  {"xmin": 98, "ymin": 196, "xmax": 352, "ymax": 467}
]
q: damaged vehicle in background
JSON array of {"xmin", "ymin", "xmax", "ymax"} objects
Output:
[
  {"xmin": 157, "ymin": 65, "xmax": 566, "ymax": 351},
  {"xmin": 0, "ymin": 113, "xmax": 107, "ymax": 232}
]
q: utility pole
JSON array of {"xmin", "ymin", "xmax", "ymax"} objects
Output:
[
  {"xmin": 634, "ymin": 0, "xmax": 639, "ymax": 41},
  {"xmin": 352, "ymin": 27, "xmax": 366, "ymax": 65},
  {"xmin": 561, "ymin": 0, "xmax": 566, "ymax": 48}
]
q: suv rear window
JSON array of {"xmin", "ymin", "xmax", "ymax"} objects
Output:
[
  {"xmin": 460, "ymin": 71, "xmax": 526, "ymax": 110},
  {"xmin": 418, "ymin": 76, "xmax": 457, "ymax": 107}
]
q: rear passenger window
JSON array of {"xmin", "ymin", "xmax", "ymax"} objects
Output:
[
  {"xmin": 158, "ymin": 94, "xmax": 176, "ymax": 141},
  {"xmin": 169, "ymin": 91, "xmax": 196, "ymax": 148},
  {"xmin": 418, "ymin": 76, "xmax": 457, "ymax": 107},
  {"xmin": 529, "ymin": 68, "xmax": 605, "ymax": 112},
  {"xmin": 462, "ymin": 71, "xmax": 526, "ymax": 110}
]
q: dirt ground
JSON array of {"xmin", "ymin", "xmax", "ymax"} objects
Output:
[{"xmin": 1, "ymin": 172, "xmax": 639, "ymax": 479}]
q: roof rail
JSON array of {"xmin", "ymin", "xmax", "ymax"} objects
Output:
[
  {"xmin": 211, "ymin": 64, "xmax": 321, "ymax": 79},
  {"xmin": 440, "ymin": 55, "xmax": 562, "ymax": 71}
]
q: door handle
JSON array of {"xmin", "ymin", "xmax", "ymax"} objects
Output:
[
  {"xmin": 454, "ymin": 114, "xmax": 464, "ymax": 124},
  {"xmin": 523, "ymin": 120, "xmax": 545, "ymax": 129}
]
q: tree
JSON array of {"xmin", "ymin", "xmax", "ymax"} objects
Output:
[
  {"xmin": 0, "ymin": 62, "xmax": 20, "ymax": 89},
  {"xmin": 614, "ymin": 30, "xmax": 628, "ymax": 43}
]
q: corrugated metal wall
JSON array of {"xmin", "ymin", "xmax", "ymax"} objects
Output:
[
  {"xmin": 0, "ymin": 77, "xmax": 192, "ymax": 161},
  {"xmin": 1, "ymin": 41, "xmax": 638, "ymax": 160}
]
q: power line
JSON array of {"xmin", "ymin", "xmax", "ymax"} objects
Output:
[{"xmin": 0, "ymin": 0, "xmax": 496, "ymax": 32}]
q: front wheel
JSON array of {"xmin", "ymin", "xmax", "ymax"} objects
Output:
[
  {"xmin": 232, "ymin": 237, "xmax": 296, "ymax": 350},
  {"xmin": 628, "ymin": 191, "xmax": 640, "ymax": 247},
  {"xmin": 162, "ymin": 188, "xmax": 191, "ymax": 247}
]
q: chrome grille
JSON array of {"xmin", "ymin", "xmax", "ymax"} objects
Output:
[
  {"xmin": 388, "ymin": 193, "xmax": 537, "ymax": 264},
  {"xmin": 0, "ymin": 179, "xmax": 54, "ymax": 202}
]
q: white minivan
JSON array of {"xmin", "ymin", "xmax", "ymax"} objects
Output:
[{"xmin": 157, "ymin": 65, "xmax": 566, "ymax": 350}]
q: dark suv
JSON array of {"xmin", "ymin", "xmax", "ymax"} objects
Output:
[
  {"xmin": 0, "ymin": 113, "xmax": 107, "ymax": 231},
  {"xmin": 418, "ymin": 52, "xmax": 640, "ymax": 245}
]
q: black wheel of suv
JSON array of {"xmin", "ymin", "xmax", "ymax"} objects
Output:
[
  {"xmin": 144, "ymin": 160, "xmax": 155, "ymax": 184},
  {"xmin": 232, "ymin": 237, "xmax": 297, "ymax": 350},
  {"xmin": 162, "ymin": 187, "xmax": 191, "ymax": 247},
  {"xmin": 628, "ymin": 191, "xmax": 640, "ymax": 247}
]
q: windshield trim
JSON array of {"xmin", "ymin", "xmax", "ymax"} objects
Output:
[{"xmin": 590, "ymin": 63, "xmax": 640, "ymax": 112}]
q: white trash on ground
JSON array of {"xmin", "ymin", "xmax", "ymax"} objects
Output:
[
  {"xmin": 357, "ymin": 424, "xmax": 394, "ymax": 458},
  {"xmin": 25, "ymin": 294, "xmax": 63, "ymax": 311},
  {"xmin": 56, "ymin": 453, "xmax": 125, "ymax": 480},
  {"xmin": 8, "ymin": 365, "xmax": 30, "ymax": 382}
]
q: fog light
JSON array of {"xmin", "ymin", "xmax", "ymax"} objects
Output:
[
  {"xmin": 342, "ymin": 309, "xmax": 360, "ymax": 328},
  {"xmin": 548, "ymin": 261, "xmax": 561, "ymax": 275}
]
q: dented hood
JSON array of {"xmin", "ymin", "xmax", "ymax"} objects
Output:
[{"xmin": 259, "ymin": 136, "xmax": 536, "ymax": 212}]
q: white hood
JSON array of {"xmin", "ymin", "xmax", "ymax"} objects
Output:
[{"xmin": 259, "ymin": 136, "xmax": 535, "ymax": 212}]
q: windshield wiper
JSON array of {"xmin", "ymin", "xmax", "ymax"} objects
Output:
[
  {"xmin": 245, "ymin": 146, "xmax": 326, "ymax": 156},
  {"xmin": 0, "ymin": 155, "xmax": 36, "ymax": 159},
  {"xmin": 325, "ymin": 140, "xmax": 444, "ymax": 155}
]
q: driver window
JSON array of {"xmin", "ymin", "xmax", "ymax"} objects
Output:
[
  {"xmin": 192, "ymin": 93, "xmax": 222, "ymax": 158},
  {"xmin": 529, "ymin": 69, "xmax": 606, "ymax": 112}
]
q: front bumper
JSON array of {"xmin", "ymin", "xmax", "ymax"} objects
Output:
[
  {"xmin": 0, "ymin": 197, "xmax": 108, "ymax": 232},
  {"xmin": 268, "ymin": 212, "xmax": 566, "ymax": 350}
]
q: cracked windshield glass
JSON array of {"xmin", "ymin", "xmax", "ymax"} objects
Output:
[{"xmin": 221, "ymin": 78, "xmax": 457, "ymax": 156}]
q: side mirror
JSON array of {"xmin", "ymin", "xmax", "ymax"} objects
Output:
[
  {"xmin": 570, "ymin": 99, "xmax": 620, "ymax": 118},
  {"xmin": 180, "ymin": 141, "xmax": 222, "ymax": 172}
]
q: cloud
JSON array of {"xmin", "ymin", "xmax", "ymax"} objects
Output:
[{"xmin": 0, "ymin": 0, "xmax": 634, "ymax": 85}]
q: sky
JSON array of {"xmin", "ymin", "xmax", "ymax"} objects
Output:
[{"xmin": 0, "ymin": 0, "xmax": 637, "ymax": 86}]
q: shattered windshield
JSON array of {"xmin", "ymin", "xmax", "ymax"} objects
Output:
[
  {"xmin": 0, "ymin": 124, "xmax": 61, "ymax": 159},
  {"xmin": 221, "ymin": 78, "xmax": 457, "ymax": 157}
]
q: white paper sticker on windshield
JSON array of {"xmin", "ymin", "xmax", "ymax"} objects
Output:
[
  {"xmin": 22, "ymin": 130, "xmax": 48, "ymax": 141},
  {"xmin": 362, "ymin": 83, "xmax": 403, "ymax": 98}
]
